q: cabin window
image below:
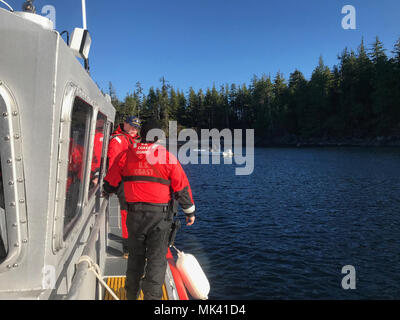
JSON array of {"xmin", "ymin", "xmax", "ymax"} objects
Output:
[
  {"xmin": 106, "ymin": 121, "xmax": 114, "ymax": 172},
  {"xmin": 0, "ymin": 154, "xmax": 7, "ymax": 261},
  {"xmin": 88, "ymin": 112, "xmax": 107, "ymax": 198},
  {"xmin": 64, "ymin": 97, "xmax": 92, "ymax": 239}
]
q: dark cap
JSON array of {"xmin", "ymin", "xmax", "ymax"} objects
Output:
[{"xmin": 124, "ymin": 116, "xmax": 142, "ymax": 129}]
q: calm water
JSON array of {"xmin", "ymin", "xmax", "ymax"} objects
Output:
[{"xmin": 173, "ymin": 147, "xmax": 400, "ymax": 300}]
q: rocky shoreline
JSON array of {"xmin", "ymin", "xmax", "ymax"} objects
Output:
[{"xmin": 256, "ymin": 135, "xmax": 400, "ymax": 147}]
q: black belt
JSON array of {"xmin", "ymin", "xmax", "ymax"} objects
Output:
[
  {"xmin": 122, "ymin": 176, "xmax": 171, "ymax": 186},
  {"xmin": 128, "ymin": 202, "xmax": 169, "ymax": 213}
]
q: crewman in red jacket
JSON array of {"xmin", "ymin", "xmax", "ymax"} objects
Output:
[
  {"xmin": 107, "ymin": 116, "xmax": 141, "ymax": 258},
  {"xmin": 103, "ymin": 119, "xmax": 196, "ymax": 300}
]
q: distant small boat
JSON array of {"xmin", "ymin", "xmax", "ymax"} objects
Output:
[{"xmin": 192, "ymin": 149, "xmax": 234, "ymax": 157}]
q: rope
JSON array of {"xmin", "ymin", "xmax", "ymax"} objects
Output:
[
  {"xmin": 172, "ymin": 245, "xmax": 183, "ymax": 256},
  {"xmin": 77, "ymin": 255, "xmax": 120, "ymax": 301}
]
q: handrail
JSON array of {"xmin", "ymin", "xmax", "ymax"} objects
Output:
[{"xmin": 66, "ymin": 197, "xmax": 108, "ymax": 300}]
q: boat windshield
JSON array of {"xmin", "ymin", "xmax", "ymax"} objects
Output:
[{"xmin": 0, "ymin": 153, "xmax": 7, "ymax": 261}]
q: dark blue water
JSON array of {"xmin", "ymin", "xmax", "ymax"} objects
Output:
[{"xmin": 173, "ymin": 147, "xmax": 400, "ymax": 300}]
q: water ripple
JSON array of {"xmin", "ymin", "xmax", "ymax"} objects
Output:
[{"xmin": 177, "ymin": 147, "xmax": 400, "ymax": 299}]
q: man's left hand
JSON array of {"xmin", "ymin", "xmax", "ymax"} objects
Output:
[{"xmin": 186, "ymin": 216, "xmax": 195, "ymax": 226}]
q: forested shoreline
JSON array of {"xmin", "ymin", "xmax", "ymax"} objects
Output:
[{"xmin": 107, "ymin": 37, "xmax": 400, "ymax": 147}]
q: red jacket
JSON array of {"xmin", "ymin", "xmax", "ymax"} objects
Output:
[
  {"xmin": 91, "ymin": 131, "xmax": 104, "ymax": 174},
  {"xmin": 107, "ymin": 124, "xmax": 140, "ymax": 169},
  {"xmin": 104, "ymin": 143, "xmax": 195, "ymax": 216},
  {"xmin": 67, "ymin": 138, "xmax": 84, "ymax": 190}
]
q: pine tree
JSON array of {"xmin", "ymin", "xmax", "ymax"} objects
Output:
[
  {"xmin": 176, "ymin": 90, "xmax": 188, "ymax": 127},
  {"xmin": 354, "ymin": 38, "xmax": 373, "ymax": 135},
  {"xmin": 287, "ymin": 70, "xmax": 307, "ymax": 135},
  {"xmin": 369, "ymin": 36, "xmax": 387, "ymax": 64},
  {"xmin": 393, "ymin": 37, "xmax": 400, "ymax": 63},
  {"xmin": 145, "ymin": 87, "xmax": 158, "ymax": 120},
  {"xmin": 135, "ymin": 82, "xmax": 144, "ymax": 119},
  {"xmin": 272, "ymin": 72, "xmax": 288, "ymax": 135},
  {"xmin": 187, "ymin": 87, "xmax": 198, "ymax": 129},
  {"xmin": 169, "ymin": 88, "xmax": 179, "ymax": 121},
  {"xmin": 159, "ymin": 77, "xmax": 170, "ymax": 131},
  {"xmin": 369, "ymin": 37, "xmax": 391, "ymax": 134},
  {"xmin": 307, "ymin": 56, "xmax": 332, "ymax": 137}
]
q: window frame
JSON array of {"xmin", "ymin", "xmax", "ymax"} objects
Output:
[
  {"xmin": 52, "ymin": 84, "xmax": 98, "ymax": 252},
  {"xmin": 87, "ymin": 112, "xmax": 108, "ymax": 200},
  {"xmin": 0, "ymin": 81, "xmax": 28, "ymax": 273},
  {"xmin": 63, "ymin": 96, "xmax": 93, "ymax": 240}
]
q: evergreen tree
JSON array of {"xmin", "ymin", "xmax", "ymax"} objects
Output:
[
  {"xmin": 176, "ymin": 90, "xmax": 188, "ymax": 127},
  {"xmin": 307, "ymin": 56, "xmax": 332, "ymax": 137},
  {"xmin": 393, "ymin": 37, "xmax": 400, "ymax": 64},
  {"xmin": 159, "ymin": 77, "xmax": 170, "ymax": 131},
  {"xmin": 287, "ymin": 70, "xmax": 308, "ymax": 135},
  {"xmin": 169, "ymin": 88, "xmax": 179, "ymax": 121},
  {"xmin": 250, "ymin": 74, "xmax": 273, "ymax": 136},
  {"xmin": 370, "ymin": 37, "xmax": 391, "ymax": 134},
  {"xmin": 271, "ymin": 72, "xmax": 288, "ymax": 135}
]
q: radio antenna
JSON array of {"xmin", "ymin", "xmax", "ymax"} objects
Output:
[{"xmin": 82, "ymin": 0, "xmax": 87, "ymax": 29}]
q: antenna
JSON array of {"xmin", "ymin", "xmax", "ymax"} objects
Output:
[{"xmin": 82, "ymin": 0, "xmax": 87, "ymax": 29}]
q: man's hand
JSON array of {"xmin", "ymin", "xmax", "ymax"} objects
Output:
[{"xmin": 186, "ymin": 216, "xmax": 195, "ymax": 226}]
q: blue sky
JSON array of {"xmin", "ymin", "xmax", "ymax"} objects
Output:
[{"xmin": 12, "ymin": 0, "xmax": 400, "ymax": 99}]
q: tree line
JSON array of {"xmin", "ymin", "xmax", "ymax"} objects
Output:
[{"xmin": 107, "ymin": 36, "xmax": 400, "ymax": 144}]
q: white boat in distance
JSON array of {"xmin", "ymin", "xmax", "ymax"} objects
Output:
[{"xmin": 193, "ymin": 148, "xmax": 234, "ymax": 157}]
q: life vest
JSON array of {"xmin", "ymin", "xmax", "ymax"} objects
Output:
[
  {"xmin": 121, "ymin": 143, "xmax": 172, "ymax": 204},
  {"xmin": 104, "ymin": 142, "xmax": 195, "ymax": 213}
]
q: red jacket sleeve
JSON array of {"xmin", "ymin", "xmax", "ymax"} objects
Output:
[
  {"xmin": 107, "ymin": 137, "xmax": 124, "ymax": 169},
  {"xmin": 168, "ymin": 152, "xmax": 195, "ymax": 216},
  {"xmin": 104, "ymin": 151, "xmax": 127, "ymax": 188}
]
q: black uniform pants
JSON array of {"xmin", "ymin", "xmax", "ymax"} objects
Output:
[{"xmin": 125, "ymin": 203, "xmax": 172, "ymax": 300}]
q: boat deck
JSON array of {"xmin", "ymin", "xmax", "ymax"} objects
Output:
[
  {"xmin": 103, "ymin": 276, "xmax": 169, "ymax": 300},
  {"xmin": 103, "ymin": 195, "xmax": 174, "ymax": 300}
]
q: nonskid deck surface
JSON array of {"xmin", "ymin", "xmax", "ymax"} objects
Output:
[
  {"xmin": 103, "ymin": 276, "xmax": 169, "ymax": 300},
  {"xmin": 104, "ymin": 196, "xmax": 170, "ymax": 300}
]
